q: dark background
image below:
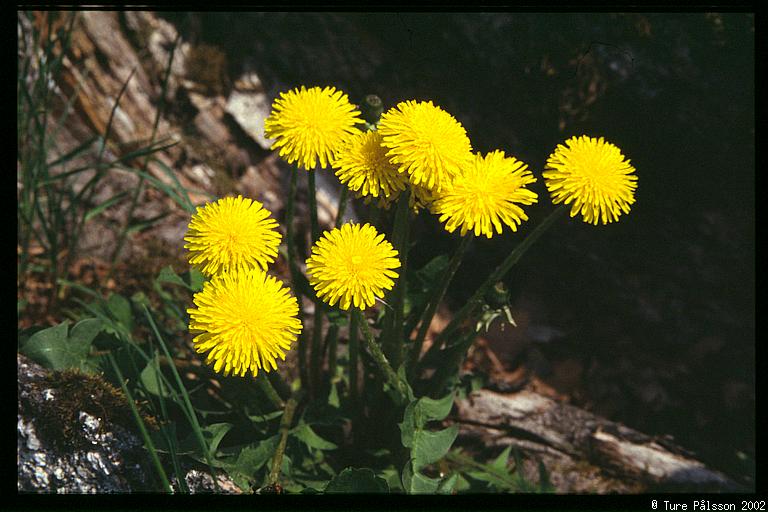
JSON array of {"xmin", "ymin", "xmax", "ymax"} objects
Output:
[{"xmin": 161, "ymin": 12, "xmax": 755, "ymax": 485}]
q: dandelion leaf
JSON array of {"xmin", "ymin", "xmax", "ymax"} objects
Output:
[
  {"xmin": 21, "ymin": 318, "xmax": 101, "ymax": 372},
  {"xmin": 325, "ymin": 467, "xmax": 388, "ymax": 493}
]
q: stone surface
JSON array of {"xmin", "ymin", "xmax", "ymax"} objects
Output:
[
  {"xmin": 175, "ymin": 469, "xmax": 242, "ymax": 494},
  {"xmin": 17, "ymin": 354, "xmax": 153, "ymax": 492},
  {"xmin": 225, "ymin": 73, "xmax": 274, "ymax": 150},
  {"xmin": 18, "ymin": 353, "xmax": 243, "ymax": 493}
]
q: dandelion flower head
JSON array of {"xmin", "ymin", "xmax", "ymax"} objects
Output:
[
  {"xmin": 332, "ymin": 130, "xmax": 407, "ymax": 208},
  {"xmin": 264, "ymin": 85, "xmax": 363, "ymax": 171},
  {"xmin": 306, "ymin": 223, "xmax": 401, "ymax": 310},
  {"xmin": 543, "ymin": 135, "xmax": 638, "ymax": 225},
  {"xmin": 188, "ymin": 267, "xmax": 302, "ymax": 377},
  {"xmin": 378, "ymin": 100, "xmax": 473, "ymax": 193},
  {"xmin": 434, "ymin": 150, "xmax": 538, "ymax": 238},
  {"xmin": 185, "ymin": 196, "xmax": 282, "ymax": 277}
]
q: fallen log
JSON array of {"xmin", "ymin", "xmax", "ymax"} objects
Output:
[{"xmin": 453, "ymin": 389, "xmax": 741, "ymax": 493}]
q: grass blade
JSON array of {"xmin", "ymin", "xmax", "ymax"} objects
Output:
[
  {"xmin": 149, "ymin": 351, "xmax": 189, "ymax": 493},
  {"xmin": 119, "ymin": 165, "xmax": 194, "ymax": 213},
  {"xmin": 45, "ymin": 135, "xmax": 99, "ymax": 168},
  {"xmin": 107, "ymin": 352, "xmax": 173, "ymax": 492},
  {"xmin": 141, "ymin": 305, "xmax": 221, "ymax": 491},
  {"xmin": 109, "ymin": 34, "xmax": 182, "ymax": 273},
  {"xmin": 37, "ymin": 139, "xmax": 179, "ymax": 188},
  {"xmin": 149, "ymin": 157, "xmax": 194, "ymax": 213},
  {"xmin": 84, "ymin": 191, "xmax": 130, "ymax": 221},
  {"xmin": 125, "ymin": 211, "xmax": 170, "ymax": 235}
]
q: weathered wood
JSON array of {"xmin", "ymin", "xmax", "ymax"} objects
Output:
[{"xmin": 454, "ymin": 389, "xmax": 741, "ymax": 492}]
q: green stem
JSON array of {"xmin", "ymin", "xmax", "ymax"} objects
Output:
[
  {"xmin": 285, "ymin": 164, "xmax": 300, "ymax": 281},
  {"xmin": 107, "ymin": 353, "xmax": 172, "ymax": 492},
  {"xmin": 354, "ymin": 309, "xmax": 409, "ymax": 404},
  {"xmin": 348, "ymin": 310, "xmax": 359, "ymax": 407},
  {"xmin": 307, "ymin": 169, "xmax": 324, "ymax": 396},
  {"xmin": 257, "ymin": 372, "xmax": 285, "ymax": 410},
  {"xmin": 335, "ymin": 186, "xmax": 349, "ymax": 228},
  {"xmin": 267, "ymin": 370, "xmax": 292, "ymax": 402},
  {"xmin": 325, "ymin": 323, "xmax": 340, "ymax": 387},
  {"xmin": 310, "ymin": 303, "xmax": 324, "ymax": 397},
  {"xmin": 421, "ymin": 205, "xmax": 566, "ymax": 364},
  {"xmin": 308, "ymin": 169, "xmax": 320, "ymax": 243},
  {"xmin": 286, "ymin": 165, "xmax": 309, "ymax": 390},
  {"xmin": 382, "ymin": 190, "xmax": 411, "ymax": 366},
  {"xmin": 48, "ymin": 222, "xmax": 59, "ymax": 308},
  {"xmin": 368, "ymin": 203, "xmax": 382, "ymax": 230},
  {"xmin": 408, "ymin": 234, "xmax": 471, "ymax": 379},
  {"xmin": 268, "ymin": 393, "xmax": 300, "ymax": 487}
]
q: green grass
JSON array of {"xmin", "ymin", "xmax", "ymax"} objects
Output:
[{"xmin": 17, "ymin": 11, "xmax": 185, "ymax": 308}]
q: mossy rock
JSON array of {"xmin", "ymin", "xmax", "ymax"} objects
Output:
[{"xmin": 19, "ymin": 363, "xmax": 157, "ymax": 451}]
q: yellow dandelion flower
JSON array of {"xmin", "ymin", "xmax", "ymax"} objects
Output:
[
  {"xmin": 543, "ymin": 135, "xmax": 638, "ymax": 225},
  {"xmin": 306, "ymin": 223, "xmax": 401, "ymax": 310},
  {"xmin": 332, "ymin": 130, "xmax": 408, "ymax": 208},
  {"xmin": 264, "ymin": 85, "xmax": 363, "ymax": 171},
  {"xmin": 378, "ymin": 100, "xmax": 473, "ymax": 193},
  {"xmin": 187, "ymin": 267, "xmax": 302, "ymax": 377},
  {"xmin": 434, "ymin": 150, "xmax": 538, "ymax": 238},
  {"xmin": 184, "ymin": 195, "xmax": 282, "ymax": 277}
]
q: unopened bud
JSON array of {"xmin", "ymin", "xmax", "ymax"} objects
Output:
[
  {"xmin": 485, "ymin": 281, "xmax": 510, "ymax": 310},
  {"xmin": 361, "ymin": 94, "xmax": 384, "ymax": 125}
]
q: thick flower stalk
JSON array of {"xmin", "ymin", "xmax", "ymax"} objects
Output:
[
  {"xmin": 306, "ymin": 223, "xmax": 401, "ymax": 311},
  {"xmin": 184, "ymin": 196, "xmax": 282, "ymax": 277},
  {"xmin": 433, "ymin": 150, "xmax": 538, "ymax": 238},
  {"xmin": 264, "ymin": 85, "xmax": 363, "ymax": 171},
  {"xmin": 378, "ymin": 100, "xmax": 473, "ymax": 193},
  {"xmin": 543, "ymin": 135, "xmax": 638, "ymax": 225},
  {"xmin": 188, "ymin": 267, "xmax": 302, "ymax": 377},
  {"xmin": 332, "ymin": 130, "xmax": 407, "ymax": 209}
]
